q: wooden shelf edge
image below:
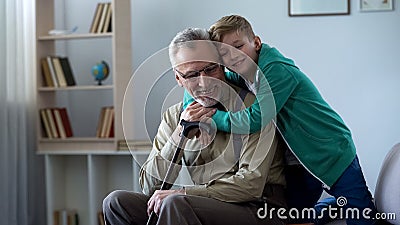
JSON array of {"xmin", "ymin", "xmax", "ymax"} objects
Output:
[
  {"xmin": 38, "ymin": 85, "xmax": 113, "ymax": 91},
  {"xmin": 37, "ymin": 149, "xmax": 150, "ymax": 156},
  {"xmin": 39, "ymin": 137, "xmax": 114, "ymax": 143},
  {"xmin": 37, "ymin": 150, "xmax": 130, "ymax": 155},
  {"xmin": 38, "ymin": 32, "xmax": 113, "ymax": 41},
  {"xmin": 38, "ymin": 138, "xmax": 116, "ymax": 152}
]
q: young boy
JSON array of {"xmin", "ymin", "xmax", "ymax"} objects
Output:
[{"xmin": 183, "ymin": 15, "xmax": 376, "ymax": 225}]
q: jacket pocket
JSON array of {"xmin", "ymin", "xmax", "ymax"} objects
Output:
[{"xmin": 297, "ymin": 124, "xmax": 334, "ymax": 143}]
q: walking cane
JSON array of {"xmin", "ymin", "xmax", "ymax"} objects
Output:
[{"xmin": 146, "ymin": 119, "xmax": 212, "ymax": 225}]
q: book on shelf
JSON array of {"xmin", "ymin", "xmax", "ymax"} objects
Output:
[
  {"xmin": 52, "ymin": 57, "xmax": 68, "ymax": 87},
  {"xmin": 97, "ymin": 3, "xmax": 108, "ymax": 33},
  {"xmin": 45, "ymin": 108, "xmax": 59, "ymax": 138},
  {"xmin": 98, "ymin": 211, "xmax": 105, "ymax": 225},
  {"xmin": 95, "ymin": 107, "xmax": 106, "ymax": 137},
  {"xmin": 40, "ymin": 107, "xmax": 73, "ymax": 139},
  {"xmin": 59, "ymin": 57, "xmax": 76, "ymax": 86},
  {"xmin": 100, "ymin": 107, "xmax": 111, "ymax": 138},
  {"xmin": 41, "ymin": 56, "xmax": 76, "ymax": 88},
  {"xmin": 53, "ymin": 209, "xmax": 79, "ymax": 225},
  {"xmin": 40, "ymin": 109, "xmax": 53, "ymax": 139},
  {"xmin": 102, "ymin": 3, "xmax": 112, "ymax": 33},
  {"xmin": 89, "ymin": 3, "xmax": 103, "ymax": 33},
  {"xmin": 58, "ymin": 108, "xmax": 73, "ymax": 137},
  {"xmin": 89, "ymin": 2, "xmax": 112, "ymax": 33},
  {"xmin": 53, "ymin": 109, "xmax": 67, "ymax": 138},
  {"xmin": 117, "ymin": 140, "xmax": 152, "ymax": 151},
  {"xmin": 96, "ymin": 106, "xmax": 114, "ymax": 138},
  {"xmin": 100, "ymin": 107, "xmax": 110, "ymax": 138},
  {"xmin": 40, "ymin": 58, "xmax": 55, "ymax": 87},
  {"xmin": 97, "ymin": 3, "xmax": 107, "ymax": 33},
  {"xmin": 46, "ymin": 56, "xmax": 59, "ymax": 87}
]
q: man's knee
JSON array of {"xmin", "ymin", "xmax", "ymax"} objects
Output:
[
  {"xmin": 160, "ymin": 194, "xmax": 188, "ymax": 211},
  {"xmin": 103, "ymin": 191, "xmax": 149, "ymax": 225},
  {"xmin": 103, "ymin": 190, "xmax": 129, "ymax": 211}
]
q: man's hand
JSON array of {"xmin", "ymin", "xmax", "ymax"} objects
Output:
[
  {"xmin": 180, "ymin": 102, "xmax": 216, "ymax": 125},
  {"xmin": 147, "ymin": 189, "xmax": 185, "ymax": 215},
  {"xmin": 171, "ymin": 102, "xmax": 216, "ymax": 144},
  {"xmin": 181, "ymin": 102, "xmax": 216, "ymax": 145}
]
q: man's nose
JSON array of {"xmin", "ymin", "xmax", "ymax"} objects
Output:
[{"xmin": 197, "ymin": 75, "xmax": 208, "ymax": 87}]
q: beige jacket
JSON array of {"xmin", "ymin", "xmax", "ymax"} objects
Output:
[{"xmin": 140, "ymin": 85, "xmax": 285, "ymax": 203}]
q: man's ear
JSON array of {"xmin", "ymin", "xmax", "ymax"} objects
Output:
[
  {"xmin": 175, "ymin": 72, "xmax": 183, "ymax": 87},
  {"xmin": 253, "ymin": 36, "xmax": 262, "ymax": 52}
]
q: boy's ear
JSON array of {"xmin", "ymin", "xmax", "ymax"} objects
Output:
[{"xmin": 254, "ymin": 36, "xmax": 262, "ymax": 51}]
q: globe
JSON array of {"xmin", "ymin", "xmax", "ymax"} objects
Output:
[{"xmin": 91, "ymin": 61, "xmax": 110, "ymax": 85}]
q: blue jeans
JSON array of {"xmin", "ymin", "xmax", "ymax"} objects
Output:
[
  {"xmin": 286, "ymin": 156, "xmax": 377, "ymax": 225},
  {"xmin": 285, "ymin": 163, "xmax": 323, "ymax": 223}
]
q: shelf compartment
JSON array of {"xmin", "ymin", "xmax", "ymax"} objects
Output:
[
  {"xmin": 88, "ymin": 155, "xmax": 135, "ymax": 222},
  {"xmin": 45, "ymin": 155, "xmax": 89, "ymax": 225}
]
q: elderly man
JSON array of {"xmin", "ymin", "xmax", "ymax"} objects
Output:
[{"xmin": 103, "ymin": 28, "xmax": 286, "ymax": 225}]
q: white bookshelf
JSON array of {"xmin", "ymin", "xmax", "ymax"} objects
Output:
[
  {"xmin": 35, "ymin": 0, "xmax": 132, "ymax": 150},
  {"xmin": 33, "ymin": 1, "xmax": 147, "ymax": 225}
]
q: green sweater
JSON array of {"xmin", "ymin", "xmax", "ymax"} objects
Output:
[{"xmin": 183, "ymin": 43, "xmax": 356, "ymax": 186}]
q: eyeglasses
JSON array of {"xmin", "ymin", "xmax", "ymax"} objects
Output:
[{"xmin": 175, "ymin": 63, "xmax": 221, "ymax": 80}]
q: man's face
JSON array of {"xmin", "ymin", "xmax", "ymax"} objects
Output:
[
  {"xmin": 175, "ymin": 60, "xmax": 225, "ymax": 107},
  {"xmin": 218, "ymin": 31, "xmax": 260, "ymax": 77},
  {"xmin": 173, "ymin": 41, "xmax": 226, "ymax": 107}
]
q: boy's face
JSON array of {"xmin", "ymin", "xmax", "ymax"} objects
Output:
[{"xmin": 218, "ymin": 31, "xmax": 261, "ymax": 77}]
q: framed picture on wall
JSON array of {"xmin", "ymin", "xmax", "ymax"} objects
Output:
[
  {"xmin": 360, "ymin": 0, "xmax": 393, "ymax": 11},
  {"xmin": 289, "ymin": 0, "xmax": 350, "ymax": 16}
]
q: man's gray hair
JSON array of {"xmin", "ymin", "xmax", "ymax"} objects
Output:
[{"xmin": 168, "ymin": 28, "xmax": 213, "ymax": 66}]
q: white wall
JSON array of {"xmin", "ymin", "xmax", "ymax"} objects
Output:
[{"xmin": 130, "ymin": 0, "xmax": 400, "ymax": 192}]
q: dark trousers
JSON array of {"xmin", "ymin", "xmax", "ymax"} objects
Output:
[
  {"xmin": 103, "ymin": 186, "xmax": 286, "ymax": 225},
  {"xmin": 286, "ymin": 156, "xmax": 376, "ymax": 225}
]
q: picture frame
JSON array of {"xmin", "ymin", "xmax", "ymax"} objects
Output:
[
  {"xmin": 360, "ymin": 0, "xmax": 393, "ymax": 11},
  {"xmin": 289, "ymin": 0, "xmax": 350, "ymax": 16}
]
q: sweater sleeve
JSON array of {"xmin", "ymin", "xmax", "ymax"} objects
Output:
[
  {"xmin": 212, "ymin": 64, "xmax": 299, "ymax": 134},
  {"xmin": 182, "ymin": 70, "xmax": 261, "ymax": 134},
  {"xmin": 225, "ymin": 70, "xmax": 247, "ymax": 88},
  {"xmin": 182, "ymin": 65, "xmax": 298, "ymax": 134},
  {"xmin": 183, "ymin": 89, "xmax": 195, "ymax": 109}
]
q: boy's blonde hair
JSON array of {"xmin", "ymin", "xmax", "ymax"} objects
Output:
[{"xmin": 209, "ymin": 15, "xmax": 255, "ymax": 42}]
